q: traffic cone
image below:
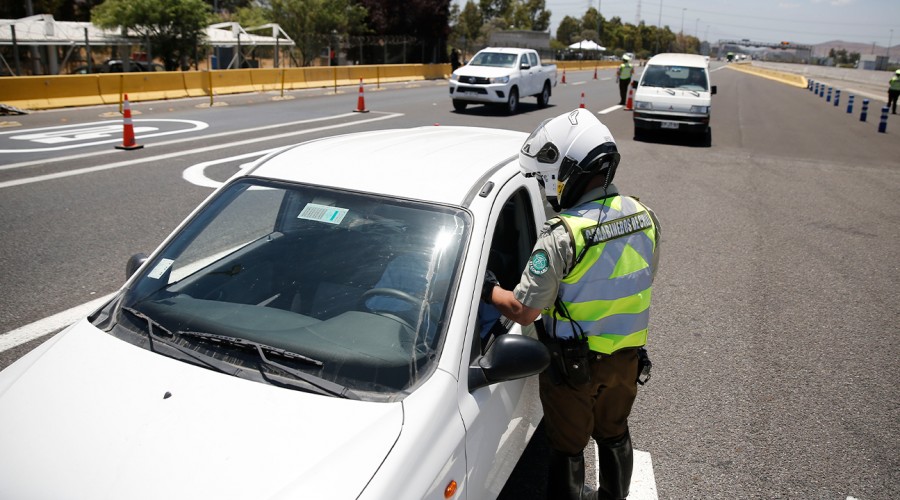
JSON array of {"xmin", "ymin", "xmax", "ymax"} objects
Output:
[
  {"xmin": 115, "ymin": 94, "xmax": 143, "ymax": 150},
  {"xmin": 353, "ymin": 79, "xmax": 369, "ymax": 113},
  {"xmin": 624, "ymin": 85, "xmax": 634, "ymax": 111},
  {"xmin": 593, "ymin": 67, "xmax": 598, "ymax": 79},
  {"xmin": 579, "ymin": 92, "xmax": 586, "ymax": 108},
  {"xmin": 561, "ymin": 69, "xmax": 566, "ymax": 84}
]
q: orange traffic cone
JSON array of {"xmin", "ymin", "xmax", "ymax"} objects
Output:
[
  {"xmin": 353, "ymin": 79, "xmax": 369, "ymax": 113},
  {"xmin": 561, "ymin": 69, "xmax": 567, "ymax": 84},
  {"xmin": 115, "ymin": 94, "xmax": 143, "ymax": 150},
  {"xmin": 593, "ymin": 67, "xmax": 598, "ymax": 80},
  {"xmin": 624, "ymin": 85, "xmax": 634, "ymax": 111},
  {"xmin": 579, "ymin": 92, "xmax": 586, "ymax": 109}
]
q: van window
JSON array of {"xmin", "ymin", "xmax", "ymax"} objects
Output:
[{"xmin": 641, "ymin": 65, "xmax": 708, "ymax": 91}]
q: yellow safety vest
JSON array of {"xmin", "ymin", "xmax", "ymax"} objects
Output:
[
  {"xmin": 890, "ymin": 77, "xmax": 900, "ymax": 91},
  {"xmin": 543, "ymin": 195, "xmax": 658, "ymax": 354},
  {"xmin": 619, "ymin": 63, "xmax": 633, "ymax": 80}
]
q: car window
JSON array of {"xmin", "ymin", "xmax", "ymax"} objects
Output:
[
  {"xmin": 641, "ymin": 64, "xmax": 707, "ymax": 91},
  {"xmin": 116, "ymin": 178, "xmax": 470, "ymax": 398},
  {"xmin": 471, "ymin": 52, "xmax": 518, "ymax": 68},
  {"xmin": 529, "ymin": 53, "xmax": 539, "ymax": 67},
  {"xmin": 476, "ymin": 188, "xmax": 538, "ymax": 354}
]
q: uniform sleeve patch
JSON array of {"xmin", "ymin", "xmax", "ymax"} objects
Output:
[{"xmin": 528, "ymin": 250, "xmax": 550, "ymax": 275}]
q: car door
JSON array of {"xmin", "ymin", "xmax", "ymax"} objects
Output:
[{"xmin": 457, "ymin": 176, "xmax": 545, "ymax": 498}]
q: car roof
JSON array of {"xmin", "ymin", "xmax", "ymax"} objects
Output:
[
  {"xmin": 479, "ymin": 47, "xmax": 530, "ymax": 54},
  {"xmin": 646, "ymin": 53, "xmax": 709, "ymax": 68},
  {"xmin": 248, "ymin": 126, "xmax": 528, "ymax": 207}
]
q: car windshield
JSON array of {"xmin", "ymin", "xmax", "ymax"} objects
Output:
[
  {"xmin": 470, "ymin": 51, "xmax": 519, "ymax": 68},
  {"xmin": 110, "ymin": 178, "xmax": 469, "ymax": 399},
  {"xmin": 641, "ymin": 65, "xmax": 708, "ymax": 91}
]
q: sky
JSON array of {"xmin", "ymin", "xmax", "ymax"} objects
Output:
[{"xmin": 454, "ymin": 0, "xmax": 900, "ymax": 47}]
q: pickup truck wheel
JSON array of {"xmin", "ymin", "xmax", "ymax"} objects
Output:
[
  {"xmin": 505, "ymin": 88, "xmax": 519, "ymax": 115},
  {"xmin": 537, "ymin": 83, "xmax": 550, "ymax": 108},
  {"xmin": 452, "ymin": 100, "xmax": 467, "ymax": 112}
]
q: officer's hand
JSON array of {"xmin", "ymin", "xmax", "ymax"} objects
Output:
[{"xmin": 482, "ymin": 270, "xmax": 500, "ymax": 304}]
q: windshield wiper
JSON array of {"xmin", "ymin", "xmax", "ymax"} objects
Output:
[
  {"xmin": 177, "ymin": 330, "xmax": 360, "ymax": 400},
  {"xmin": 122, "ymin": 307, "xmax": 242, "ymax": 376}
]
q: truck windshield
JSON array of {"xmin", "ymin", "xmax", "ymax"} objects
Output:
[
  {"xmin": 641, "ymin": 65, "xmax": 708, "ymax": 91},
  {"xmin": 470, "ymin": 52, "xmax": 518, "ymax": 68}
]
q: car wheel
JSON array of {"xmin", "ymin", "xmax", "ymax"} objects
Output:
[
  {"xmin": 505, "ymin": 88, "xmax": 519, "ymax": 115},
  {"xmin": 634, "ymin": 125, "xmax": 645, "ymax": 141},
  {"xmin": 453, "ymin": 100, "xmax": 467, "ymax": 112},
  {"xmin": 537, "ymin": 83, "xmax": 550, "ymax": 108},
  {"xmin": 701, "ymin": 127, "xmax": 712, "ymax": 147}
]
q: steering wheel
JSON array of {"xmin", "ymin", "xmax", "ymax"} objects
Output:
[{"xmin": 361, "ymin": 288, "xmax": 425, "ymax": 329}]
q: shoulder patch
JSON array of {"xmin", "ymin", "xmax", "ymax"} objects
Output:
[{"xmin": 528, "ymin": 249, "xmax": 550, "ymax": 276}]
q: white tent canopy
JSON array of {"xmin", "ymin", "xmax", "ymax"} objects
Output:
[
  {"xmin": 205, "ymin": 22, "xmax": 294, "ymax": 48},
  {"xmin": 567, "ymin": 40, "xmax": 605, "ymax": 51},
  {"xmin": 0, "ymin": 14, "xmax": 132, "ymax": 46}
]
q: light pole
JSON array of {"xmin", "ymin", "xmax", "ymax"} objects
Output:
[
  {"xmin": 680, "ymin": 8, "xmax": 686, "ymax": 52},
  {"xmin": 655, "ymin": 0, "xmax": 662, "ymax": 54},
  {"xmin": 889, "ymin": 29, "xmax": 894, "ymax": 64}
]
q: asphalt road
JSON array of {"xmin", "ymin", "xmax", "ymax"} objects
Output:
[{"xmin": 1, "ymin": 62, "xmax": 898, "ymax": 499}]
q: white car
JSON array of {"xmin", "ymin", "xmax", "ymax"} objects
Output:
[{"xmin": 0, "ymin": 127, "xmax": 551, "ymax": 500}]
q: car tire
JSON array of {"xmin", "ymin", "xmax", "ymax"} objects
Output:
[
  {"xmin": 634, "ymin": 125, "xmax": 645, "ymax": 141},
  {"xmin": 701, "ymin": 127, "xmax": 712, "ymax": 147},
  {"xmin": 505, "ymin": 87, "xmax": 519, "ymax": 115},
  {"xmin": 537, "ymin": 82, "xmax": 550, "ymax": 108},
  {"xmin": 453, "ymin": 100, "xmax": 467, "ymax": 112}
]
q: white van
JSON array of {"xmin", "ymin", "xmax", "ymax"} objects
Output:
[{"xmin": 632, "ymin": 53, "xmax": 716, "ymax": 143}]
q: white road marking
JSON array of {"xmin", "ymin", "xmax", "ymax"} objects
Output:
[
  {"xmin": 598, "ymin": 105, "xmax": 623, "ymax": 114},
  {"xmin": 0, "ymin": 293, "xmax": 116, "ymax": 353},
  {"xmin": 0, "ymin": 112, "xmax": 404, "ymax": 189},
  {"xmin": 182, "ymin": 148, "xmax": 282, "ymax": 188},
  {"xmin": 572, "ymin": 81, "xmax": 587, "ymax": 86},
  {"xmin": 0, "ymin": 119, "xmax": 208, "ymax": 153},
  {"xmin": 589, "ymin": 441, "xmax": 658, "ymax": 499}
]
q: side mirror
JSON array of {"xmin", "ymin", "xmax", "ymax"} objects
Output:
[
  {"xmin": 468, "ymin": 334, "xmax": 550, "ymax": 391},
  {"xmin": 126, "ymin": 253, "xmax": 148, "ymax": 279},
  {"xmin": 711, "ymin": 85, "xmax": 717, "ymax": 95},
  {"xmin": 630, "ymin": 80, "xmax": 638, "ymax": 88},
  {"xmin": 520, "ymin": 63, "xmax": 531, "ymax": 70}
]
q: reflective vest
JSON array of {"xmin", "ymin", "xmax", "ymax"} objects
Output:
[
  {"xmin": 618, "ymin": 63, "xmax": 633, "ymax": 80},
  {"xmin": 543, "ymin": 195, "xmax": 658, "ymax": 354},
  {"xmin": 891, "ymin": 77, "xmax": 900, "ymax": 91}
]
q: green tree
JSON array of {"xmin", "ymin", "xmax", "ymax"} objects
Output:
[
  {"xmin": 556, "ymin": 15, "xmax": 580, "ymax": 46},
  {"xmin": 92, "ymin": 0, "xmax": 212, "ymax": 70},
  {"xmin": 269, "ymin": 0, "xmax": 368, "ymax": 66}
]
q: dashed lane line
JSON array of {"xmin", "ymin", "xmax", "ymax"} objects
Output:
[{"xmin": 0, "ymin": 293, "xmax": 116, "ymax": 353}]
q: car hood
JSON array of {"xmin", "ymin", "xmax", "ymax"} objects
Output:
[
  {"xmin": 0, "ymin": 320, "xmax": 403, "ymax": 500},
  {"xmin": 634, "ymin": 87, "xmax": 711, "ymax": 111},
  {"xmin": 455, "ymin": 65, "xmax": 515, "ymax": 79}
]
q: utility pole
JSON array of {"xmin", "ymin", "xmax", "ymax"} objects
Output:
[
  {"xmin": 655, "ymin": 0, "xmax": 662, "ymax": 54},
  {"xmin": 681, "ymin": 8, "xmax": 686, "ymax": 52},
  {"xmin": 889, "ymin": 29, "xmax": 894, "ymax": 63}
]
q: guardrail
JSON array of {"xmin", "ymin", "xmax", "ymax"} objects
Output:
[{"xmin": 0, "ymin": 63, "xmax": 450, "ymax": 110}]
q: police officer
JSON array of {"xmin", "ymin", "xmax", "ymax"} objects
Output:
[
  {"xmin": 889, "ymin": 69, "xmax": 900, "ymax": 115},
  {"xmin": 616, "ymin": 54, "xmax": 634, "ymax": 105},
  {"xmin": 483, "ymin": 109, "xmax": 661, "ymax": 500}
]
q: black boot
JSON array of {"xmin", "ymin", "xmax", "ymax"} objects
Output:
[
  {"xmin": 595, "ymin": 431, "xmax": 634, "ymax": 500},
  {"xmin": 548, "ymin": 449, "xmax": 596, "ymax": 500}
]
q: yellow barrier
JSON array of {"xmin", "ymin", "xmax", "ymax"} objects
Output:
[
  {"xmin": 726, "ymin": 63, "xmax": 808, "ymax": 88},
  {"xmin": 0, "ymin": 63, "xmax": 462, "ymax": 110}
]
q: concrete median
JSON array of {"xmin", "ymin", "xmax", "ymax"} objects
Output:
[{"xmin": 726, "ymin": 62, "xmax": 808, "ymax": 88}]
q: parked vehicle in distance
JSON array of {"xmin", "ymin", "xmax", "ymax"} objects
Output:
[
  {"xmin": 0, "ymin": 126, "xmax": 551, "ymax": 500},
  {"xmin": 71, "ymin": 59, "xmax": 165, "ymax": 74},
  {"xmin": 632, "ymin": 53, "xmax": 717, "ymax": 145},
  {"xmin": 449, "ymin": 47, "xmax": 557, "ymax": 114}
]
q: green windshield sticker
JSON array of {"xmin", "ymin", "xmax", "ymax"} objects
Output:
[
  {"xmin": 298, "ymin": 203, "xmax": 348, "ymax": 225},
  {"xmin": 529, "ymin": 249, "xmax": 550, "ymax": 275}
]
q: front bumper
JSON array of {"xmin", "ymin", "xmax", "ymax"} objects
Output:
[
  {"xmin": 449, "ymin": 83, "xmax": 511, "ymax": 104},
  {"xmin": 633, "ymin": 111, "xmax": 710, "ymax": 133}
]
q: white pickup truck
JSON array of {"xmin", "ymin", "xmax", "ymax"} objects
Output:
[{"xmin": 449, "ymin": 47, "xmax": 558, "ymax": 114}]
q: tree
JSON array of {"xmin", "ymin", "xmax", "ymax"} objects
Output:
[
  {"xmin": 359, "ymin": 0, "xmax": 451, "ymax": 63},
  {"xmin": 92, "ymin": 0, "xmax": 212, "ymax": 70},
  {"xmin": 556, "ymin": 16, "xmax": 580, "ymax": 46},
  {"xmin": 269, "ymin": 0, "xmax": 368, "ymax": 66}
]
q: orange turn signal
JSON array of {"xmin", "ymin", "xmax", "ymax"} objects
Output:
[{"xmin": 444, "ymin": 480, "xmax": 458, "ymax": 498}]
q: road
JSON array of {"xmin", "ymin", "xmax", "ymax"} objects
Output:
[{"xmin": 1, "ymin": 63, "xmax": 898, "ymax": 499}]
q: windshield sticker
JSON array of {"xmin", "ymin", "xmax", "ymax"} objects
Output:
[
  {"xmin": 298, "ymin": 203, "xmax": 348, "ymax": 225},
  {"xmin": 147, "ymin": 258, "xmax": 174, "ymax": 280}
]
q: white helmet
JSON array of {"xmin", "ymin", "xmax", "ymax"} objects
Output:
[
  {"xmin": 622, "ymin": 54, "xmax": 632, "ymax": 62},
  {"xmin": 519, "ymin": 109, "xmax": 620, "ymax": 211}
]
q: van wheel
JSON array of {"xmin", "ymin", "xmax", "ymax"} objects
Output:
[
  {"xmin": 537, "ymin": 83, "xmax": 550, "ymax": 108},
  {"xmin": 701, "ymin": 127, "xmax": 712, "ymax": 147},
  {"xmin": 634, "ymin": 125, "xmax": 645, "ymax": 141},
  {"xmin": 453, "ymin": 100, "xmax": 467, "ymax": 112},
  {"xmin": 505, "ymin": 88, "xmax": 519, "ymax": 114}
]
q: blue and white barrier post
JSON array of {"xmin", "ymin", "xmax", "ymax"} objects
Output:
[
  {"xmin": 834, "ymin": 89, "xmax": 840, "ymax": 107},
  {"xmin": 878, "ymin": 106, "xmax": 888, "ymax": 133},
  {"xmin": 860, "ymin": 99, "xmax": 869, "ymax": 122},
  {"xmin": 826, "ymin": 87, "xmax": 832, "ymax": 102},
  {"xmin": 847, "ymin": 95, "xmax": 855, "ymax": 114},
  {"xmin": 820, "ymin": 84, "xmax": 825, "ymax": 97}
]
